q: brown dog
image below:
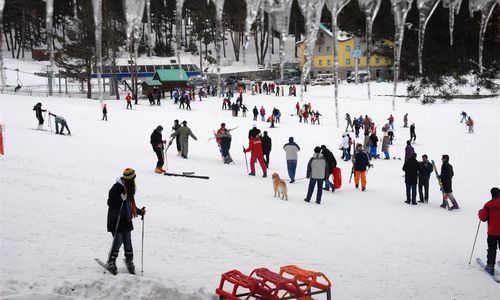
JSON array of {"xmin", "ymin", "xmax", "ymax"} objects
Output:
[{"xmin": 271, "ymin": 172, "xmax": 288, "ymax": 200}]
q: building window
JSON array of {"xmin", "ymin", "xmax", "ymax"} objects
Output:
[
  {"xmin": 376, "ymin": 57, "xmax": 380, "ymax": 64},
  {"xmin": 327, "ymin": 60, "xmax": 331, "ymax": 66},
  {"xmin": 346, "ymin": 45, "xmax": 350, "ymax": 52},
  {"xmin": 327, "ymin": 46, "xmax": 331, "ymax": 52},
  {"xmin": 346, "ymin": 58, "xmax": 351, "ymax": 65},
  {"xmin": 319, "ymin": 60, "xmax": 323, "ymax": 66},
  {"xmin": 318, "ymin": 46, "xmax": 322, "ymax": 53}
]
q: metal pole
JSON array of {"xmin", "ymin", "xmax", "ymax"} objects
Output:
[
  {"xmin": 468, "ymin": 220, "xmax": 481, "ymax": 265},
  {"xmin": 141, "ymin": 214, "xmax": 144, "ymax": 275}
]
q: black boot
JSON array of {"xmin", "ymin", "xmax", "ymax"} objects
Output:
[
  {"xmin": 106, "ymin": 254, "xmax": 118, "ymax": 275},
  {"xmin": 125, "ymin": 253, "xmax": 135, "ymax": 274}
]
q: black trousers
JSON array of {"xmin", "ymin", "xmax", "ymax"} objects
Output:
[
  {"xmin": 153, "ymin": 147, "xmax": 164, "ymax": 168},
  {"xmin": 263, "ymin": 153, "xmax": 270, "ymax": 167},
  {"xmin": 418, "ymin": 180, "xmax": 429, "ymax": 202},
  {"xmin": 406, "ymin": 183, "xmax": 417, "ymax": 204},
  {"xmin": 487, "ymin": 235, "xmax": 500, "ymax": 265}
]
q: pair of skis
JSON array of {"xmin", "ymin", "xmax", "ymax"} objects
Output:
[{"xmin": 476, "ymin": 258, "xmax": 500, "ymax": 283}]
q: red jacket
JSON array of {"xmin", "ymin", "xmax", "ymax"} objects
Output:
[
  {"xmin": 245, "ymin": 137, "xmax": 263, "ymax": 157},
  {"xmin": 125, "ymin": 94, "xmax": 132, "ymax": 102},
  {"xmin": 478, "ymin": 197, "xmax": 500, "ymax": 236}
]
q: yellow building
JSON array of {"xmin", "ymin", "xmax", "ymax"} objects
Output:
[{"xmin": 297, "ymin": 24, "xmax": 392, "ymax": 80}]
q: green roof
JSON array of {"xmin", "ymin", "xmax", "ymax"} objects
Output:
[
  {"xmin": 142, "ymin": 79, "xmax": 163, "ymax": 86},
  {"xmin": 153, "ymin": 69, "xmax": 189, "ymax": 82}
]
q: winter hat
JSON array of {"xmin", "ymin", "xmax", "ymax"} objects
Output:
[
  {"xmin": 156, "ymin": 125, "xmax": 163, "ymax": 131},
  {"xmin": 491, "ymin": 187, "xmax": 500, "ymax": 198},
  {"xmin": 442, "ymin": 154, "xmax": 449, "ymax": 162},
  {"xmin": 221, "ymin": 123, "xmax": 226, "ymax": 127},
  {"xmin": 289, "ymin": 137, "xmax": 294, "ymax": 142},
  {"xmin": 253, "ymin": 123, "xmax": 257, "ymax": 128},
  {"xmin": 314, "ymin": 146, "xmax": 321, "ymax": 153},
  {"xmin": 122, "ymin": 168, "xmax": 136, "ymax": 180}
]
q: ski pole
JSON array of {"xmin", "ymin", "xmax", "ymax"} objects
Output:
[
  {"xmin": 468, "ymin": 220, "xmax": 481, "ymax": 265},
  {"xmin": 141, "ymin": 213, "xmax": 144, "ymax": 274},
  {"xmin": 105, "ymin": 200, "xmax": 125, "ymax": 274},
  {"xmin": 243, "ymin": 146, "xmax": 249, "ymax": 174}
]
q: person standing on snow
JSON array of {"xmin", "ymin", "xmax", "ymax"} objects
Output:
[
  {"xmin": 368, "ymin": 132, "xmax": 379, "ymax": 159},
  {"xmin": 244, "ymin": 136, "xmax": 267, "ymax": 177},
  {"xmin": 150, "ymin": 125, "xmax": 166, "ymax": 174},
  {"xmin": 171, "ymin": 121, "xmax": 198, "ymax": 159},
  {"xmin": 105, "ymin": 168, "xmax": 145, "ymax": 275},
  {"xmin": 218, "ymin": 128, "xmax": 233, "ymax": 164},
  {"xmin": 403, "ymin": 113, "xmax": 408, "ymax": 127},
  {"xmin": 403, "ymin": 152, "xmax": 419, "ymax": 205},
  {"xmin": 259, "ymin": 106, "xmax": 266, "ymax": 122},
  {"xmin": 388, "ymin": 114, "xmax": 395, "ymax": 130},
  {"xmin": 102, "ymin": 103, "xmax": 108, "ymax": 121},
  {"xmin": 353, "ymin": 143, "xmax": 372, "ymax": 191},
  {"xmin": 345, "ymin": 113, "xmax": 353, "ymax": 132},
  {"xmin": 418, "ymin": 154, "xmax": 433, "ymax": 203},
  {"xmin": 320, "ymin": 145, "xmax": 337, "ymax": 192},
  {"xmin": 460, "ymin": 111, "xmax": 467, "ymax": 123},
  {"xmin": 304, "ymin": 146, "xmax": 329, "ymax": 204},
  {"xmin": 466, "ymin": 116, "xmax": 474, "ymax": 134},
  {"xmin": 261, "ymin": 131, "xmax": 272, "ymax": 168},
  {"xmin": 33, "ymin": 102, "xmax": 46, "ymax": 129},
  {"xmin": 404, "ymin": 140, "xmax": 415, "ymax": 162},
  {"xmin": 283, "ymin": 137, "xmax": 300, "ymax": 183},
  {"xmin": 439, "ymin": 154, "xmax": 459, "ymax": 210},
  {"xmin": 171, "ymin": 120, "xmax": 181, "ymax": 156},
  {"xmin": 340, "ymin": 133, "xmax": 351, "ymax": 161},
  {"xmin": 252, "ymin": 106, "xmax": 259, "ymax": 121},
  {"xmin": 410, "ymin": 123, "xmax": 416, "ymax": 143},
  {"xmin": 478, "ymin": 187, "xmax": 500, "ymax": 276},
  {"xmin": 381, "ymin": 132, "xmax": 390, "ymax": 159},
  {"xmin": 125, "ymin": 93, "xmax": 133, "ymax": 109}
]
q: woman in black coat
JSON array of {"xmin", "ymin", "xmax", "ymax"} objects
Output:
[
  {"xmin": 33, "ymin": 102, "xmax": 46, "ymax": 129},
  {"xmin": 106, "ymin": 168, "xmax": 145, "ymax": 274},
  {"xmin": 440, "ymin": 154, "xmax": 460, "ymax": 210}
]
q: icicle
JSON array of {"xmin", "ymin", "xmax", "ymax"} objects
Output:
[
  {"xmin": 46, "ymin": 0, "xmax": 55, "ymax": 96},
  {"xmin": 73, "ymin": 0, "xmax": 78, "ymax": 18},
  {"xmin": 416, "ymin": 0, "xmax": 441, "ymax": 74},
  {"xmin": 146, "ymin": 0, "xmax": 152, "ymax": 57},
  {"xmin": 390, "ymin": 0, "xmax": 413, "ymax": 111},
  {"xmin": 469, "ymin": 0, "xmax": 497, "ymax": 72},
  {"xmin": 358, "ymin": 0, "xmax": 382, "ymax": 100},
  {"xmin": 243, "ymin": 0, "xmax": 262, "ymax": 64},
  {"xmin": 296, "ymin": 0, "xmax": 326, "ymax": 101},
  {"xmin": 212, "ymin": 0, "xmax": 226, "ymax": 94},
  {"xmin": 265, "ymin": 0, "xmax": 294, "ymax": 81},
  {"xmin": 175, "ymin": 0, "xmax": 186, "ymax": 74},
  {"xmin": 441, "ymin": 0, "xmax": 463, "ymax": 46},
  {"xmin": 0, "ymin": 0, "xmax": 5, "ymax": 93},
  {"xmin": 91, "ymin": 0, "xmax": 103, "ymax": 105},
  {"xmin": 326, "ymin": 0, "xmax": 351, "ymax": 128},
  {"xmin": 123, "ymin": 0, "xmax": 147, "ymax": 101}
]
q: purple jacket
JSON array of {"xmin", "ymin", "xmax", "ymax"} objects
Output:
[{"xmin": 404, "ymin": 145, "xmax": 415, "ymax": 161}]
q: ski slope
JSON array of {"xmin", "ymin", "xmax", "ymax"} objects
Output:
[{"xmin": 0, "ymin": 81, "xmax": 499, "ymax": 299}]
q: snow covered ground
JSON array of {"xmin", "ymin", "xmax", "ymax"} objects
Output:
[{"xmin": 1, "ymin": 81, "xmax": 499, "ymax": 299}]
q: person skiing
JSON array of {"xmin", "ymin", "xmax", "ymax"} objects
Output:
[
  {"xmin": 171, "ymin": 121, "xmax": 198, "ymax": 159},
  {"xmin": 345, "ymin": 113, "xmax": 353, "ymax": 132},
  {"xmin": 353, "ymin": 143, "xmax": 372, "ymax": 191},
  {"xmin": 403, "ymin": 113, "xmax": 408, "ymax": 127},
  {"xmin": 105, "ymin": 168, "xmax": 145, "ymax": 275},
  {"xmin": 404, "ymin": 140, "xmax": 415, "ymax": 161},
  {"xmin": 125, "ymin": 93, "xmax": 133, "ymax": 109},
  {"xmin": 304, "ymin": 146, "xmax": 329, "ymax": 204},
  {"xmin": 252, "ymin": 106, "xmax": 258, "ymax": 121},
  {"xmin": 418, "ymin": 154, "xmax": 433, "ymax": 203},
  {"xmin": 478, "ymin": 187, "xmax": 500, "ymax": 275},
  {"xmin": 283, "ymin": 137, "xmax": 300, "ymax": 183},
  {"xmin": 244, "ymin": 136, "xmax": 267, "ymax": 177},
  {"xmin": 410, "ymin": 123, "xmax": 416, "ymax": 143},
  {"xmin": 439, "ymin": 154, "xmax": 459, "ymax": 210},
  {"xmin": 403, "ymin": 152, "xmax": 419, "ymax": 205},
  {"xmin": 150, "ymin": 125, "xmax": 166, "ymax": 174},
  {"xmin": 48, "ymin": 112, "xmax": 71, "ymax": 135},
  {"xmin": 261, "ymin": 131, "xmax": 272, "ymax": 168},
  {"xmin": 460, "ymin": 111, "xmax": 467, "ymax": 123},
  {"xmin": 321, "ymin": 145, "xmax": 337, "ymax": 192},
  {"xmin": 466, "ymin": 116, "xmax": 474, "ymax": 134},
  {"xmin": 102, "ymin": 103, "xmax": 108, "ymax": 121},
  {"xmin": 33, "ymin": 102, "xmax": 46, "ymax": 129},
  {"xmin": 171, "ymin": 120, "xmax": 181, "ymax": 156}
]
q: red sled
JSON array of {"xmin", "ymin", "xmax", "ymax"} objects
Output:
[{"xmin": 333, "ymin": 167, "xmax": 342, "ymax": 189}]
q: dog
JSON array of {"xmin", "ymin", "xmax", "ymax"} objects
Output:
[{"xmin": 271, "ymin": 172, "xmax": 288, "ymax": 200}]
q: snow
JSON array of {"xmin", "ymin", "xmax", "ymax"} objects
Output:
[{"xmin": 1, "ymin": 81, "xmax": 499, "ymax": 299}]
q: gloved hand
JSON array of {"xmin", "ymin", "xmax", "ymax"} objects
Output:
[
  {"xmin": 121, "ymin": 193, "xmax": 127, "ymax": 201},
  {"xmin": 140, "ymin": 206, "xmax": 146, "ymax": 215}
]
